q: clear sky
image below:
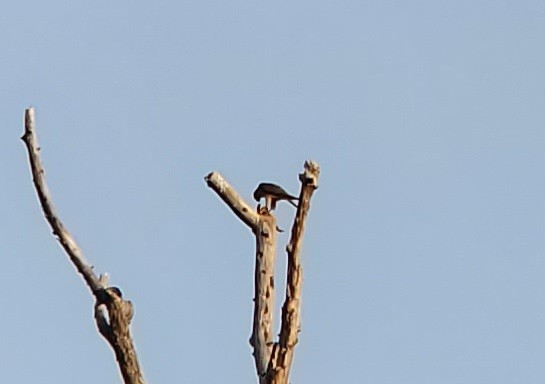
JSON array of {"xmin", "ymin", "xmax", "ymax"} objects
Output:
[{"xmin": 2, "ymin": 1, "xmax": 545, "ymax": 383}]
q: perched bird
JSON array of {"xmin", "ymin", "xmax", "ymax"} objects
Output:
[{"xmin": 253, "ymin": 182, "xmax": 298, "ymax": 211}]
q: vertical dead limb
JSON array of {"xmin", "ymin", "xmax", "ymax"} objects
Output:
[
  {"xmin": 252, "ymin": 215, "xmax": 277, "ymax": 379},
  {"xmin": 205, "ymin": 161, "xmax": 319, "ymax": 384},
  {"xmin": 271, "ymin": 161, "xmax": 319, "ymax": 383},
  {"xmin": 22, "ymin": 108, "xmax": 145, "ymax": 384}
]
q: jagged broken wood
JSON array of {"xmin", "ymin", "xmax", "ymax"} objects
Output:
[
  {"xmin": 205, "ymin": 161, "xmax": 319, "ymax": 384},
  {"xmin": 22, "ymin": 107, "xmax": 145, "ymax": 384}
]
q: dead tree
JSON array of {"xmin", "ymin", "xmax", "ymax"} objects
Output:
[
  {"xmin": 205, "ymin": 161, "xmax": 320, "ymax": 384},
  {"xmin": 21, "ymin": 108, "xmax": 145, "ymax": 384}
]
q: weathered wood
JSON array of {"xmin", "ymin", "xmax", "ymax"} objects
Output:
[
  {"xmin": 22, "ymin": 108, "xmax": 145, "ymax": 384},
  {"xmin": 101, "ymin": 287, "xmax": 144, "ymax": 384},
  {"xmin": 205, "ymin": 172, "xmax": 275, "ymax": 381},
  {"xmin": 271, "ymin": 160, "xmax": 320, "ymax": 384},
  {"xmin": 206, "ymin": 162, "xmax": 319, "ymax": 384},
  {"xmin": 205, "ymin": 172, "xmax": 259, "ymax": 230},
  {"xmin": 251, "ymin": 215, "xmax": 277, "ymax": 381},
  {"xmin": 21, "ymin": 107, "xmax": 103, "ymax": 293}
]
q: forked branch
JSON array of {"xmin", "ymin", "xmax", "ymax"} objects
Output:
[
  {"xmin": 22, "ymin": 107, "xmax": 145, "ymax": 384},
  {"xmin": 205, "ymin": 161, "xmax": 319, "ymax": 384}
]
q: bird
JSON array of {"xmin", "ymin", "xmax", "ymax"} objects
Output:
[{"xmin": 253, "ymin": 182, "xmax": 298, "ymax": 211}]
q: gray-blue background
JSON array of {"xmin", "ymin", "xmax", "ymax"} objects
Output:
[{"xmin": 2, "ymin": 1, "xmax": 545, "ymax": 382}]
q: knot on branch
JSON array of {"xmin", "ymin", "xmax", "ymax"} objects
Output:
[{"xmin": 94, "ymin": 286, "xmax": 135, "ymax": 341}]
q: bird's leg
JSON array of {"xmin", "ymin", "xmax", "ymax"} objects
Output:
[
  {"xmin": 288, "ymin": 199, "xmax": 298, "ymax": 208},
  {"xmin": 265, "ymin": 195, "xmax": 273, "ymax": 211},
  {"xmin": 256, "ymin": 203, "xmax": 268, "ymax": 215}
]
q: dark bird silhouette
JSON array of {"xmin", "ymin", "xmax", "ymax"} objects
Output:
[{"xmin": 253, "ymin": 182, "xmax": 298, "ymax": 211}]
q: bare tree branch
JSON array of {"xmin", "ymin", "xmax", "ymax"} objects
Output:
[
  {"xmin": 205, "ymin": 171, "xmax": 259, "ymax": 230},
  {"xmin": 21, "ymin": 107, "xmax": 103, "ymax": 293},
  {"xmin": 205, "ymin": 162, "xmax": 319, "ymax": 384},
  {"xmin": 251, "ymin": 215, "xmax": 277, "ymax": 381},
  {"xmin": 271, "ymin": 160, "xmax": 320, "ymax": 384},
  {"xmin": 22, "ymin": 107, "xmax": 145, "ymax": 384},
  {"xmin": 205, "ymin": 171, "xmax": 276, "ymax": 380},
  {"xmin": 101, "ymin": 287, "xmax": 144, "ymax": 384}
]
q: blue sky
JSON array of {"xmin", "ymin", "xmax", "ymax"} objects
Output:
[{"xmin": 2, "ymin": 0, "xmax": 545, "ymax": 383}]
